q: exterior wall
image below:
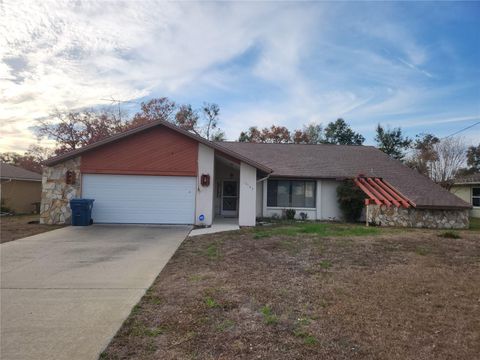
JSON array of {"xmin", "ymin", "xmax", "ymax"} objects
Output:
[
  {"xmin": 256, "ymin": 181, "xmax": 263, "ymax": 218},
  {"xmin": 0, "ymin": 179, "xmax": 41, "ymax": 214},
  {"xmin": 195, "ymin": 144, "xmax": 215, "ymax": 226},
  {"xmin": 450, "ymin": 185, "xmax": 480, "ymax": 218},
  {"xmin": 367, "ymin": 204, "xmax": 469, "ymax": 229},
  {"xmin": 260, "ymin": 179, "xmax": 342, "ymax": 221},
  {"xmin": 239, "ymin": 162, "xmax": 256, "ymax": 226},
  {"xmin": 81, "ymin": 126, "xmax": 198, "ymax": 176},
  {"xmin": 40, "ymin": 157, "xmax": 81, "ymax": 224}
]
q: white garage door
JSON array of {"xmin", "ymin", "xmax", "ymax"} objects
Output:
[{"xmin": 82, "ymin": 174, "xmax": 196, "ymax": 224}]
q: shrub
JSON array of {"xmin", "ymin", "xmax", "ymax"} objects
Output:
[
  {"xmin": 336, "ymin": 179, "xmax": 365, "ymax": 222},
  {"xmin": 299, "ymin": 212, "xmax": 308, "ymax": 221},
  {"xmin": 285, "ymin": 209, "xmax": 296, "ymax": 220}
]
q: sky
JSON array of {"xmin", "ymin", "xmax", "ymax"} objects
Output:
[{"xmin": 1, "ymin": 0, "xmax": 479, "ymax": 153}]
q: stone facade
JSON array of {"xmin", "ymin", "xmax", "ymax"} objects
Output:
[
  {"xmin": 40, "ymin": 157, "xmax": 81, "ymax": 224},
  {"xmin": 367, "ymin": 204, "xmax": 469, "ymax": 229}
]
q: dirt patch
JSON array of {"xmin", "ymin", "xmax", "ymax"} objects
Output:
[
  {"xmin": 101, "ymin": 225, "xmax": 480, "ymax": 360},
  {"xmin": 0, "ymin": 215, "xmax": 65, "ymax": 243}
]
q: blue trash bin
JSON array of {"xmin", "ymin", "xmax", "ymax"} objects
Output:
[{"xmin": 70, "ymin": 199, "xmax": 95, "ymax": 226}]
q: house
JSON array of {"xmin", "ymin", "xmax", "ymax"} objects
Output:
[
  {"xmin": 40, "ymin": 120, "xmax": 471, "ymax": 228},
  {"xmin": 1, "ymin": 162, "xmax": 42, "ymax": 214},
  {"xmin": 450, "ymin": 173, "xmax": 480, "ymax": 218}
]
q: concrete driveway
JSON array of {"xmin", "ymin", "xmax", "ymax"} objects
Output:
[{"xmin": 0, "ymin": 225, "xmax": 190, "ymax": 360}]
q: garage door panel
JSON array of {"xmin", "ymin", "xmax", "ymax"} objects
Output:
[{"xmin": 82, "ymin": 174, "xmax": 195, "ymax": 224}]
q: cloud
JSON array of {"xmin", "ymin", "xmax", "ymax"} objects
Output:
[{"xmin": 0, "ymin": 1, "xmax": 478, "ymax": 151}]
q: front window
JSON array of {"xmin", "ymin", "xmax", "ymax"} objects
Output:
[
  {"xmin": 267, "ymin": 180, "xmax": 316, "ymax": 208},
  {"xmin": 473, "ymin": 187, "xmax": 480, "ymax": 207}
]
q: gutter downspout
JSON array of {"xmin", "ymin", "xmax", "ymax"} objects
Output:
[{"xmin": 256, "ymin": 173, "xmax": 271, "ymax": 183}]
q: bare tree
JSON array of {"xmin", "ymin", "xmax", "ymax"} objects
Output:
[{"xmin": 428, "ymin": 137, "xmax": 467, "ymax": 188}]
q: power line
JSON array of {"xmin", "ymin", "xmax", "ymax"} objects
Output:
[{"xmin": 442, "ymin": 121, "xmax": 480, "ymax": 139}]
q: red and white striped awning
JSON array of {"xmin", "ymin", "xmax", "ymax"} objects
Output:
[{"xmin": 354, "ymin": 176, "xmax": 414, "ymax": 208}]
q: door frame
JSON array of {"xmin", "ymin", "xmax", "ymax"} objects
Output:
[{"xmin": 221, "ymin": 180, "xmax": 238, "ymax": 217}]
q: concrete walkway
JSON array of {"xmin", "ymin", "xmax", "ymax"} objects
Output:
[
  {"xmin": 189, "ymin": 217, "xmax": 240, "ymax": 237},
  {"xmin": 0, "ymin": 225, "xmax": 190, "ymax": 360}
]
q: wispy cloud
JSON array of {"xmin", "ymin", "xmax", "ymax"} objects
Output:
[{"xmin": 0, "ymin": 1, "xmax": 479, "ymax": 151}]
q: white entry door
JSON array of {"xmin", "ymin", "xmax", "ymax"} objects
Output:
[
  {"xmin": 221, "ymin": 180, "xmax": 238, "ymax": 217},
  {"xmin": 82, "ymin": 174, "xmax": 196, "ymax": 224}
]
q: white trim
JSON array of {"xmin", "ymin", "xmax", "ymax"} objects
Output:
[{"xmin": 266, "ymin": 207, "xmax": 316, "ymax": 211}]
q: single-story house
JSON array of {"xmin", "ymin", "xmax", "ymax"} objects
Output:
[
  {"xmin": 450, "ymin": 173, "xmax": 480, "ymax": 218},
  {"xmin": 40, "ymin": 120, "xmax": 471, "ymax": 228},
  {"xmin": 1, "ymin": 162, "xmax": 42, "ymax": 214}
]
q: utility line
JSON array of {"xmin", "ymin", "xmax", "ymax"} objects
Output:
[{"xmin": 442, "ymin": 121, "xmax": 480, "ymax": 139}]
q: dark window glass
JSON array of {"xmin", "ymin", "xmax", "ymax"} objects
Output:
[
  {"xmin": 267, "ymin": 180, "xmax": 316, "ymax": 208},
  {"xmin": 473, "ymin": 187, "xmax": 480, "ymax": 207}
]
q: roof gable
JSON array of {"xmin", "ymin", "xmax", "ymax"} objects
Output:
[{"xmin": 43, "ymin": 120, "xmax": 272, "ymax": 173}]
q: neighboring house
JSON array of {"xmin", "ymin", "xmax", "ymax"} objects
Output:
[
  {"xmin": 40, "ymin": 120, "xmax": 471, "ymax": 228},
  {"xmin": 450, "ymin": 173, "xmax": 480, "ymax": 218},
  {"xmin": 1, "ymin": 162, "xmax": 42, "ymax": 214}
]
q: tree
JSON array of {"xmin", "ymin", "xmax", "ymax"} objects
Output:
[
  {"xmin": 175, "ymin": 104, "xmax": 199, "ymax": 133},
  {"xmin": 324, "ymin": 118, "xmax": 364, "ymax": 145},
  {"xmin": 238, "ymin": 125, "xmax": 291, "ymax": 143},
  {"xmin": 36, "ymin": 97, "xmax": 226, "ymax": 155},
  {"xmin": 466, "ymin": 144, "xmax": 480, "ymax": 171},
  {"xmin": 36, "ymin": 109, "xmax": 127, "ymax": 155},
  {"xmin": 406, "ymin": 133, "xmax": 440, "ymax": 177},
  {"xmin": 407, "ymin": 134, "xmax": 467, "ymax": 188},
  {"xmin": 130, "ymin": 97, "xmax": 176, "ymax": 128},
  {"xmin": 239, "ymin": 126, "xmax": 264, "ymax": 142},
  {"xmin": 293, "ymin": 123, "xmax": 324, "ymax": 144},
  {"xmin": 429, "ymin": 137, "xmax": 467, "ymax": 188},
  {"xmin": 0, "ymin": 145, "xmax": 53, "ymax": 173},
  {"xmin": 374, "ymin": 124, "xmax": 412, "ymax": 160},
  {"xmin": 201, "ymin": 103, "xmax": 225, "ymax": 141}
]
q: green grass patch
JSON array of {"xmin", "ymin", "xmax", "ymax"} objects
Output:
[
  {"xmin": 254, "ymin": 222, "xmax": 380, "ymax": 239},
  {"xmin": 204, "ymin": 296, "xmax": 220, "ymax": 309},
  {"xmin": 130, "ymin": 324, "xmax": 166, "ymax": 337},
  {"xmin": 469, "ymin": 217, "xmax": 480, "ymax": 231},
  {"xmin": 438, "ymin": 231, "xmax": 461, "ymax": 239},
  {"xmin": 215, "ymin": 319, "xmax": 235, "ymax": 332},
  {"xmin": 318, "ymin": 260, "xmax": 332, "ymax": 269},
  {"xmin": 293, "ymin": 329, "xmax": 318, "ymax": 345},
  {"xmin": 203, "ymin": 241, "xmax": 222, "ymax": 260},
  {"xmin": 260, "ymin": 305, "xmax": 279, "ymax": 325},
  {"xmin": 415, "ymin": 246, "xmax": 430, "ymax": 256}
]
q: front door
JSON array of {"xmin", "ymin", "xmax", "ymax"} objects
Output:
[{"xmin": 221, "ymin": 180, "xmax": 238, "ymax": 217}]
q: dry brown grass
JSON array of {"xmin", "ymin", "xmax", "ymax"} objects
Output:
[
  {"xmin": 101, "ymin": 225, "xmax": 480, "ymax": 360},
  {"xmin": 0, "ymin": 214, "xmax": 64, "ymax": 243}
]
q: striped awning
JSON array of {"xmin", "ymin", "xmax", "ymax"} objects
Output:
[{"xmin": 354, "ymin": 176, "xmax": 414, "ymax": 208}]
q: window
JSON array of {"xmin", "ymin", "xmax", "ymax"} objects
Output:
[
  {"xmin": 267, "ymin": 180, "xmax": 316, "ymax": 208},
  {"xmin": 473, "ymin": 187, "xmax": 480, "ymax": 207}
]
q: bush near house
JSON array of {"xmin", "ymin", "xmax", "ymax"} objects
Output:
[{"xmin": 337, "ymin": 179, "xmax": 365, "ymax": 222}]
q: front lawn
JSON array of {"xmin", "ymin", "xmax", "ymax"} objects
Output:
[
  {"xmin": 0, "ymin": 215, "xmax": 65, "ymax": 243},
  {"xmin": 101, "ymin": 222, "xmax": 480, "ymax": 360}
]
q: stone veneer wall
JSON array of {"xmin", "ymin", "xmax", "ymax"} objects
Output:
[
  {"xmin": 40, "ymin": 157, "xmax": 81, "ymax": 224},
  {"xmin": 367, "ymin": 204, "xmax": 469, "ymax": 229}
]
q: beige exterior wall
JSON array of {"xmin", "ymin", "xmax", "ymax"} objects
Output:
[
  {"xmin": 1, "ymin": 179, "xmax": 41, "ymax": 214},
  {"xmin": 195, "ymin": 144, "xmax": 215, "ymax": 226},
  {"xmin": 238, "ymin": 162, "xmax": 257, "ymax": 226},
  {"xmin": 450, "ymin": 184, "xmax": 480, "ymax": 218}
]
